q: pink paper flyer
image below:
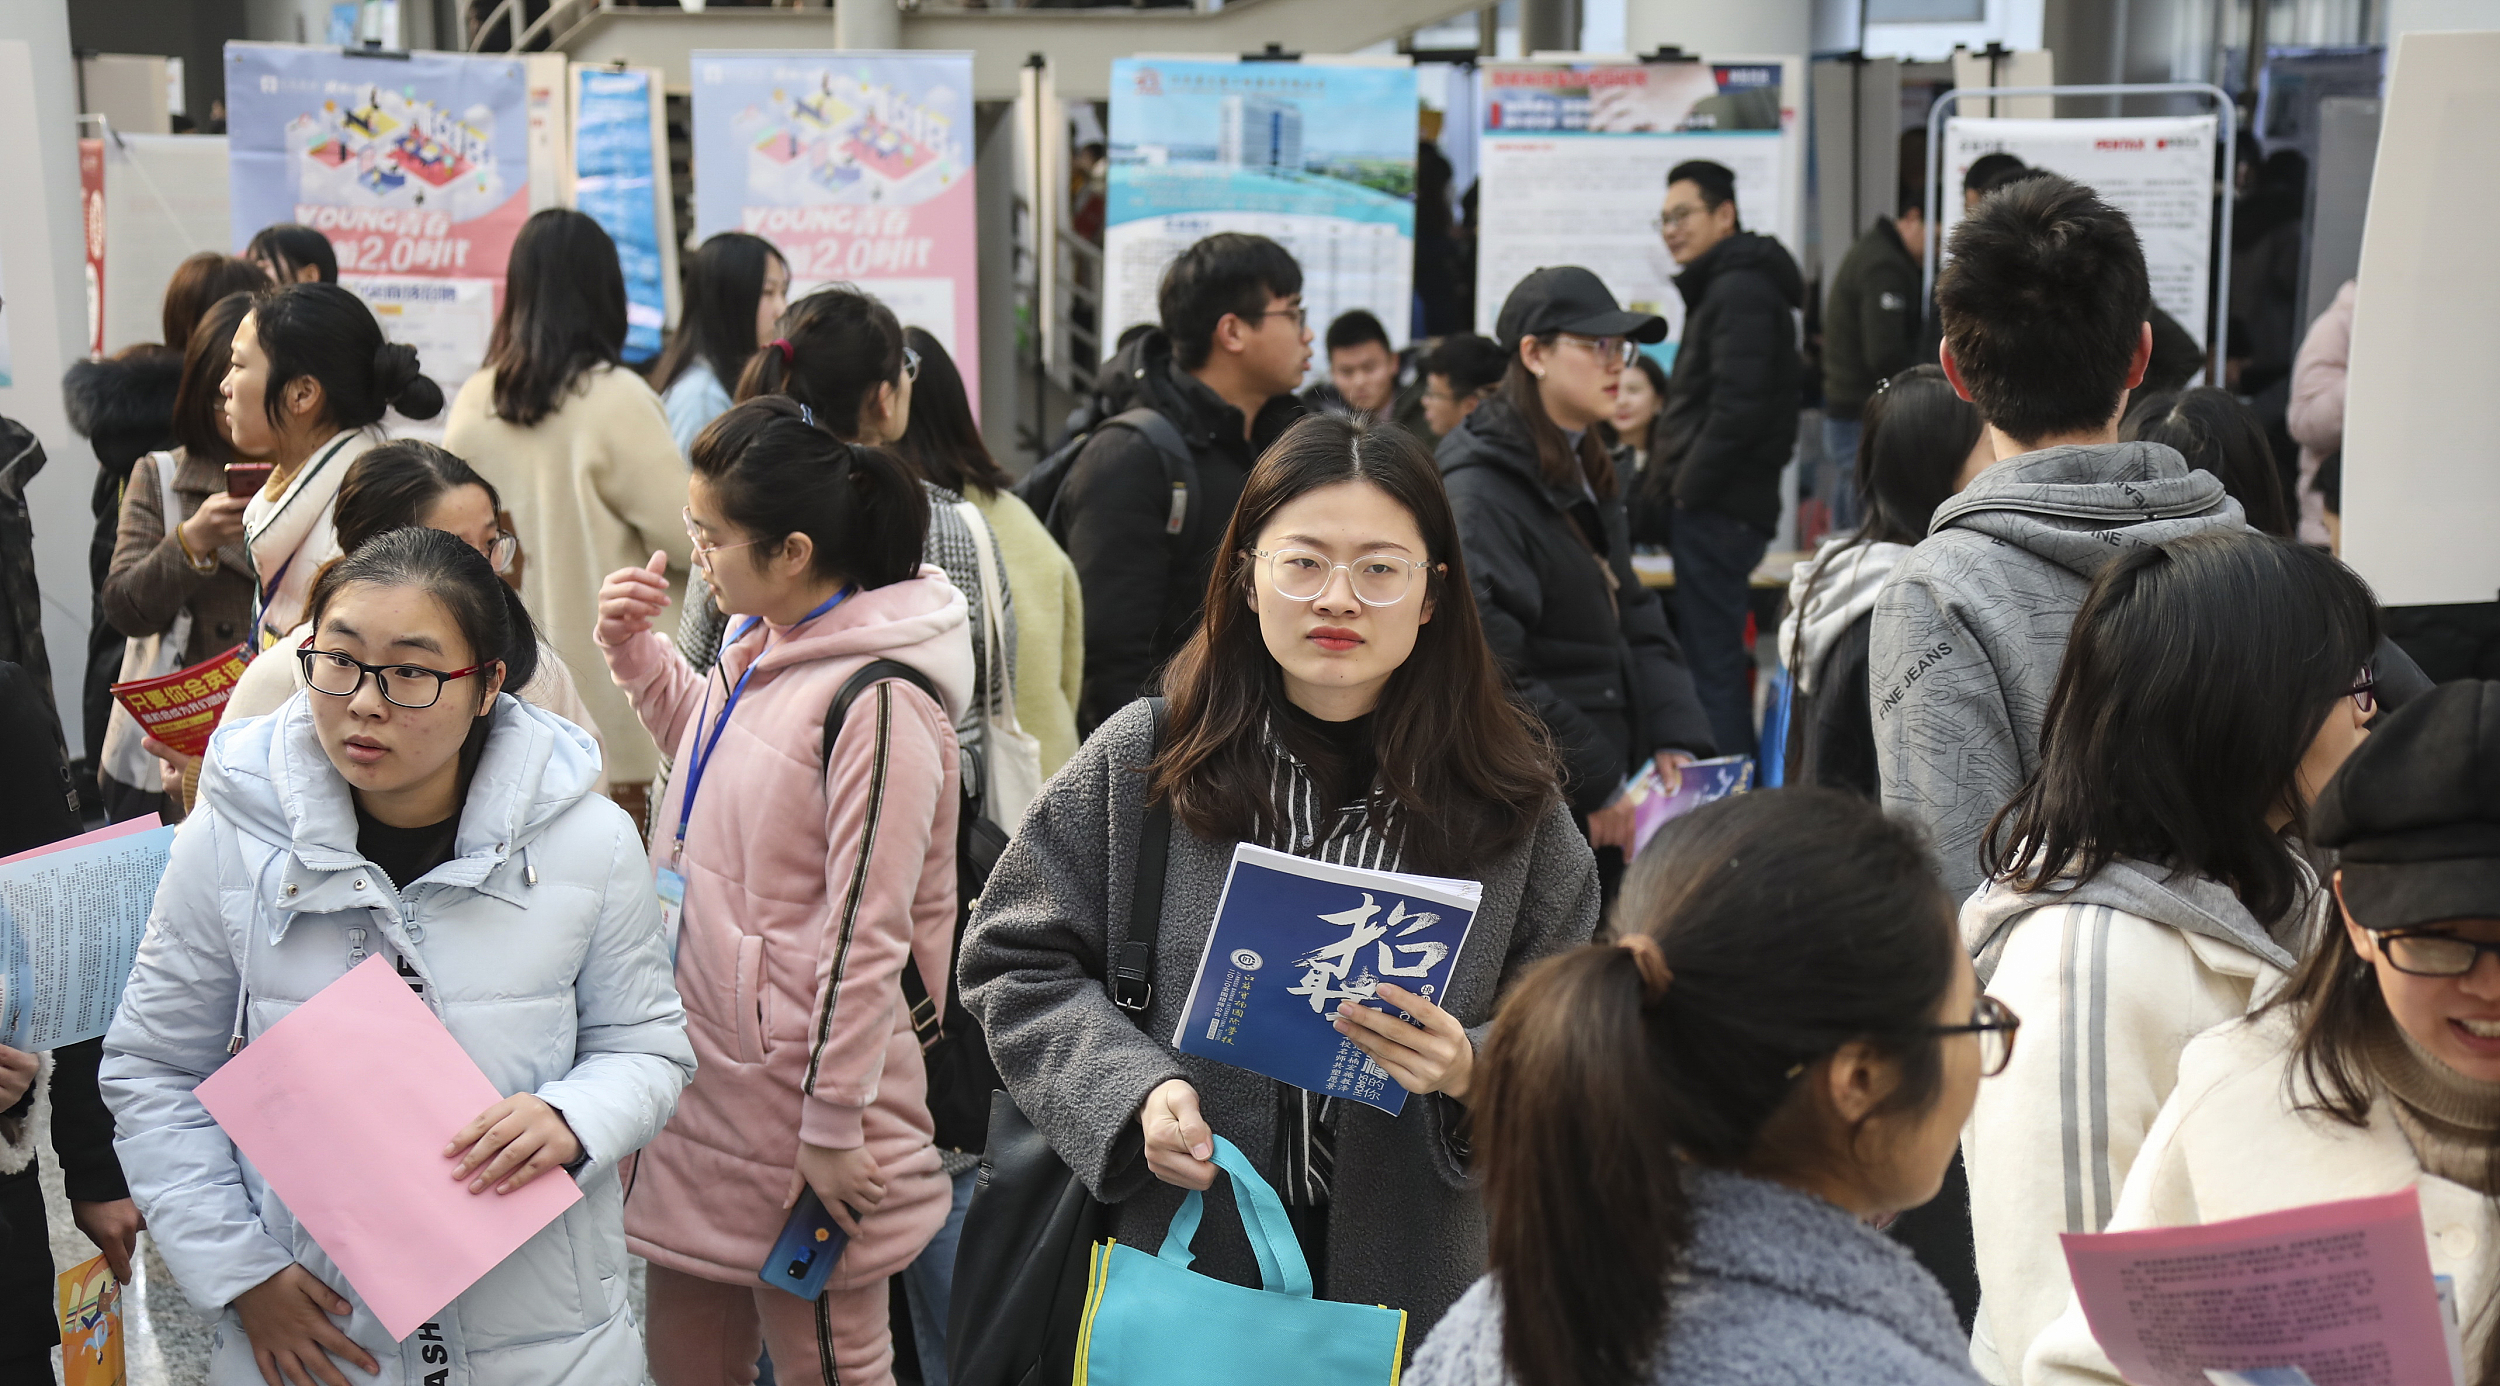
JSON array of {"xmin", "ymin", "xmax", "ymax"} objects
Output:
[{"xmin": 2059, "ymin": 1188, "xmax": 2458, "ymax": 1386}]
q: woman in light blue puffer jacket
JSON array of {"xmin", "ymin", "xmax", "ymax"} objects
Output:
[{"xmin": 103, "ymin": 527, "xmax": 694, "ymax": 1386}]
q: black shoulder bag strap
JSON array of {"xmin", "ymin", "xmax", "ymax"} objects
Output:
[{"xmin": 1111, "ymin": 695, "xmax": 1170, "ymax": 1013}]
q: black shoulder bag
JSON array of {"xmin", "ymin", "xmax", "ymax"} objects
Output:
[{"xmin": 946, "ymin": 699, "xmax": 1169, "ymax": 1386}]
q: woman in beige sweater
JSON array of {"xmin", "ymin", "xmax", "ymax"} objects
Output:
[{"xmin": 444, "ymin": 209, "xmax": 690, "ymax": 822}]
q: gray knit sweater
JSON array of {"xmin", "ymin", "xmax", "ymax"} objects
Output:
[
  {"xmin": 1408, "ymin": 1168, "xmax": 1986, "ymax": 1386},
  {"xmin": 959, "ymin": 699, "xmax": 1601, "ymax": 1340}
]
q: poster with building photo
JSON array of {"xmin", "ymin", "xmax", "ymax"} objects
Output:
[
  {"xmin": 1102, "ymin": 58, "xmax": 1417, "ymax": 362},
  {"xmin": 1474, "ymin": 59, "xmax": 1802, "ymax": 350},
  {"xmin": 691, "ymin": 50, "xmax": 979, "ymax": 403},
  {"xmin": 1939, "ymin": 116, "xmax": 2221, "ymax": 350},
  {"xmin": 225, "ymin": 42, "xmax": 530, "ymax": 421}
]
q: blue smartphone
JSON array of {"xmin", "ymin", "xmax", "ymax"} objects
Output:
[{"xmin": 758, "ymin": 1189, "xmax": 850, "ymax": 1300}]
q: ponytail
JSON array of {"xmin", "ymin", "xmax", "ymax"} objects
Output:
[
  {"xmin": 689, "ymin": 396, "xmax": 926, "ymax": 589},
  {"xmin": 1474, "ymin": 788, "xmax": 1959, "ymax": 1386},
  {"xmin": 732, "ymin": 285, "xmax": 904, "ymax": 443}
]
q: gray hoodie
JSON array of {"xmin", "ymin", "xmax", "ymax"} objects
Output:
[
  {"xmin": 1868, "ymin": 442, "xmax": 2242, "ymax": 902},
  {"xmin": 1963, "ymin": 854, "xmax": 2311, "ymax": 988}
]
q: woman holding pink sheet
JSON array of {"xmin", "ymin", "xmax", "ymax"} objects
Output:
[{"xmin": 101, "ymin": 526, "xmax": 693, "ymax": 1386}]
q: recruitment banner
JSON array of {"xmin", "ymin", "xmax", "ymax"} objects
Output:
[
  {"xmin": 1103, "ymin": 58, "xmax": 1417, "ymax": 359},
  {"xmin": 1474, "ymin": 59, "xmax": 1802, "ymax": 348},
  {"xmin": 225, "ymin": 42, "xmax": 530, "ymax": 407},
  {"xmin": 692, "ymin": 50, "xmax": 979, "ymax": 403},
  {"xmin": 1940, "ymin": 116, "xmax": 2220, "ymax": 350},
  {"xmin": 573, "ymin": 65, "xmax": 675, "ymax": 364}
]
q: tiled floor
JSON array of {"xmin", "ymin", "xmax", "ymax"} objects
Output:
[{"xmin": 33, "ymin": 1102, "xmax": 658, "ymax": 1385}]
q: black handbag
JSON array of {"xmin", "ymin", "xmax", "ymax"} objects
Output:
[{"xmin": 947, "ymin": 701, "xmax": 1169, "ymax": 1386}]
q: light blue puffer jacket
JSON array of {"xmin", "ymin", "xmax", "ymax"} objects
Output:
[{"xmin": 102, "ymin": 692, "xmax": 695, "ymax": 1383}]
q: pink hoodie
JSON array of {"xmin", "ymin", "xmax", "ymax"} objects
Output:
[{"xmin": 600, "ymin": 567, "xmax": 971, "ymax": 1287}]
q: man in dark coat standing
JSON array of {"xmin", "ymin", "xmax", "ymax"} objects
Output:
[
  {"xmin": 1648, "ymin": 159, "xmax": 1804, "ymax": 757},
  {"xmin": 1821, "ymin": 192, "xmax": 1926, "ymax": 532}
]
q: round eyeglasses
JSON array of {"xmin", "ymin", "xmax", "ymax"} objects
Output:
[
  {"xmin": 1250, "ymin": 548, "xmax": 1430, "ymax": 606},
  {"xmin": 1557, "ymin": 333, "xmax": 1639, "ymax": 367},
  {"xmin": 486, "ymin": 530, "xmax": 518, "ymax": 575},
  {"xmin": 1924, "ymin": 993, "xmax": 2022, "ymax": 1077},
  {"xmin": 901, "ymin": 344, "xmax": 922, "ymax": 383},
  {"xmin": 2372, "ymin": 930, "xmax": 2500, "ymax": 978},
  {"xmin": 684, "ymin": 508, "xmax": 763, "ymax": 571},
  {"xmin": 299, "ymin": 648, "xmax": 488, "ymax": 710}
]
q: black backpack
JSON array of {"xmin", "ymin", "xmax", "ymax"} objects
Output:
[
  {"xmin": 1013, "ymin": 406, "xmax": 1201, "ymax": 549},
  {"xmin": 822, "ymin": 659, "xmax": 1010, "ymax": 1154}
]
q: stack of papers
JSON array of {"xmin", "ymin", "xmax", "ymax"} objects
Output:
[
  {"xmin": 0, "ymin": 816, "xmax": 175, "ymax": 1050},
  {"xmin": 1173, "ymin": 843, "xmax": 1481, "ymax": 1115}
]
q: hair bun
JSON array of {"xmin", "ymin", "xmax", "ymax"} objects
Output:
[{"xmin": 373, "ymin": 341, "xmax": 444, "ymax": 420}]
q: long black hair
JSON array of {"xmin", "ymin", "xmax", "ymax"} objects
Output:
[
  {"xmin": 1151, "ymin": 412, "xmax": 1558, "ymax": 875},
  {"xmin": 246, "ymin": 224, "xmax": 338, "ymax": 284},
  {"xmin": 1790, "ymin": 365, "xmax": 1978, "ymax": 624},
  {"xmin": 735, "ymin": 285, "xmax": 902, "ymax": 442},
  {"xmin": 651, "ymin": 231, "xmax": 785, "ymax": 396},
  {"xmin": 484, "ymin": 209, "xmax": 625, "ymax": 426},
  {"xmin": 251, "ymin": 283, "xmax": 443, "ymax": 430},
  {"xmin": 1986, "ymin": 530, "xmax": 2380, "ymax": 925},
  {"xmin": 2122, "ymin": 387, "xmax": 2295, "ymax": 538},
  {"xmin": 689, "ymin": 397, "xmax": 926, "ymax": 590},
  {"xmin": 1476, "ymin": 789, "xmax": 1960, "ymax": 1386},
  {"xmin": 171, "ymin": 292, "xmax": 255, "ymax": 465},
  {"xmin": 893, "ymin": 327, "xmax": 1012, "ymax": 498}
]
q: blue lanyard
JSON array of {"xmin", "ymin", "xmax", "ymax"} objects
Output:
[{"xmin": 673, "ymin": 588, "xmax": 850, "ymax": 852}]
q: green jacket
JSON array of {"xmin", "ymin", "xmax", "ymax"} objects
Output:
[{"xmin": 1823, "ymin": 217, "xmax": 1923, "ymax": 420}]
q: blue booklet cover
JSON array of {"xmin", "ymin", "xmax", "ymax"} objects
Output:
[{"xmin": 1172, "ymin": 843, "xmax": 1483, "ymax": 1115}]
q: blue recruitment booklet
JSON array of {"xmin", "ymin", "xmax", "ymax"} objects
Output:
[{"xmin": 1172, "ymin": 843, "xmax": 1483, "ymax": 1116}]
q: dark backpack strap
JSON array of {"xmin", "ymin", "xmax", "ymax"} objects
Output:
[
  {"xmin": 1111, "ymin": 697, "xmax": 1169, "ymax": 1016},
  {"xmin": 821, "ymin": 659, "xmax": 938, "ymax": 773},
  {"xmin": 1104, "ymin": 408, "xmax": 1196, "ymax": 540}
]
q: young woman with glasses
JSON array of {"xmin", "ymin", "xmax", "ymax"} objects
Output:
[
  {"xmin": 101, "ymin": 525, "xmax": 694, "ymax": 1386},
  {"xmin": 217, "ymin": 440, "xmax": 611, "ymax": 794},
  {"xmin": 962, "ymin": 413, "xmax": 1599, "ymax": 1343},
  {"xmin": 2029, "ymin": 678, "xmax": 2500, "ymax": 1385},
  {"xmin": 1438, "ymin": 268, "xmax": 1715, "ymax": 900},
  {"xmin": 594, "ymin": 397, "xmax": 970, "ymax": 1386},
  {"xmin": 1959, "ymin": 529, "xmax": 2382, "ymax": 1383},
  {"xmin": 1407, "ymin": 788, "xmax": 2014, "ymax": 1386}
]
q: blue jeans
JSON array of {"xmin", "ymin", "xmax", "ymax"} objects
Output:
[
  {"xmin": 1821, "ymin": 415, "xmax": 1863, "ymax": 534},
  {"xmin": 1670, "ymin": 504, "xmax": 1772, "ymax": 758},
  {"xmin": 900, "ymin": 1165, "xmax": 980, "ymax": 1386}
]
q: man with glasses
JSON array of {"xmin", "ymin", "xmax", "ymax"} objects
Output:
[
  {"xmin": 1646, "ymin": 159, "xmax": 1805, "ymax": 758},
  {"xmin": 1050, "ymin": 232, "xmax": 1310, "ymax": 731}
]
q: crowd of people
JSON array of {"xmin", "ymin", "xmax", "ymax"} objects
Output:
[{"xmin": 0, "ymin": 144, "xmax": 2482, "ymax": 1386}]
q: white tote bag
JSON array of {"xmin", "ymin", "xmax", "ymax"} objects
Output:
[
  {"xmin": 99, "ymin": 454, "xmax": 195, "ymax": 790},
  {"xmin": 956, "ymin": 500, "xmax": 1043, "ymax": 831}
]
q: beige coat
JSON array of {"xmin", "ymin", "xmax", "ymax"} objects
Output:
[
  {"xmin": 445, "ymin": 364, "xmax": 692, "ymax": 785},
  {"xmin": 968, "ymin": 487, "xmax": 1084, "ymax": 776},
  {"xmin": 2024, "ymin": 1012, "xmax": 2495, "ymax": 1383}
]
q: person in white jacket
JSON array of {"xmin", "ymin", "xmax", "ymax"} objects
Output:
[
  {"xmin": 2027, "ymin": 679, "xmax": 2500, "ymax": 1384},
  {"xmin": 1958, "ymin": 530, "xmax": 2381, "ymax": 1383},
  {"xmin": 102, "ymin": 525, "xmax": 693, "ymax": 1386}
]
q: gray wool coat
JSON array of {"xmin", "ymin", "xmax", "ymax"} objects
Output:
[
  {"xmin": 959, "ymin": 700, "xmax": 1601, "ymax": 1339},
  {"xmin": 1408, "ymin": 1168, "xmax": 1987, "ymax": 1386}
]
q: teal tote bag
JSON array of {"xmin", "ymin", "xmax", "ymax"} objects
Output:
[{"xmin": 1074, "ymin": 1135, "xmax": 1409, "ymax": 1385}]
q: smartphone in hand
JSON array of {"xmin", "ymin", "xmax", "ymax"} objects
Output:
[
  {"xmin": 225, "ymin": 463, "xmax": 275, "ymax": 499},
  {"xmin": 757, "ymin": 1188, "xmax": 850, "ymax": 1300}
]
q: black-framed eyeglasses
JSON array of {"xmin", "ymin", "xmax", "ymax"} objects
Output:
[
  {"xmin": 298, "ymin": 648, "xmax": 489, "ymax": 710},
  {"xmin": 2350, "ymin": 665, "xmax": 2378, "ymax": 716},
  {"xmin": 486, "ymin": 530, "xmax": 518, "ymax": 575},
  {"xmin": 1241, "ymin": 303, "xmax": 1308, "ymax": 330},
  {"xmin": 1923, "ymin": 994, "xmax": 2022, "ymax": 1077},
  {"xmin": 2372, "ymin": 929, "xmax": 2500, "ymax": 978},
  {"xmin": 901, "ymin": 345, "xmax": 922, "ymax": 383}
]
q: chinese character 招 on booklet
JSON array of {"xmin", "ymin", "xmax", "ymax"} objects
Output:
[{"xmin": 1171, "ymin": 843, "xmax": 1483, "ymax": 1115}]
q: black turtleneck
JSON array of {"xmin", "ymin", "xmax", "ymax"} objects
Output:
[{"xmin": 1279, "ymin": 700, "xmax": 1378, "ymax": 807}]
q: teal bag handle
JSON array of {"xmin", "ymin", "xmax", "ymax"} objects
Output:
[{"xmin": 1153, "ymin": 1135, "xmax": 1316, "ymax": 1299}]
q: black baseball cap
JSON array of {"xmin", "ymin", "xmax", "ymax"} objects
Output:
[
  {"xmin": 1494, "ymin": 267, "xmax": 1668, "ymax": 352},
  {"xmin": 2312, "ymin": 680, "xmax": 2500, "ymax": 930}
]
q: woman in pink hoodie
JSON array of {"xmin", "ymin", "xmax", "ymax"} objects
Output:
[{"xmin": 595, "ymin": 397, "xmax": 971, "ymax": 1386}]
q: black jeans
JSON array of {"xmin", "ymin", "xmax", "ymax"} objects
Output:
[{"xmin": 1670, "ymin": 504, "xmax": 1771, "ymax": 757}]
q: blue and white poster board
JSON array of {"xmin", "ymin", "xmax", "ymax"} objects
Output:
[
  {"xmin": 572, "ymin": 64, "xmax": 677, "ymax": 365},
  {"xmin": 1474, "ymin": 57, "xmax": 1805, "ymax": 352},
  {"xmin": 225, "ymin": 42, "xmax": 532, "ymax": 418},
  {"xmin": 690, "ymin": 51, "xmax": 981, "ymax": 405},
  {"xmin": 1102, "ymin": 57, "xmax": 1418, "ymax": 363}
]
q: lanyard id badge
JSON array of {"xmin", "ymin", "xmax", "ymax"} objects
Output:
[{"xmin": 655, "ymin": 866, "xmax": 687, "ymax": 959}]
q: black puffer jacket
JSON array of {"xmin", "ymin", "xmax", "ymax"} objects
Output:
[
  {"xmin": 1439, "ymin": 397, "xmax": 1714, "ymax": 815},
  {"xmin": 64, "ymin": 350, "xmax": 184, "ymax": 782},
  {"xmin": 1644, "ymin": 231, "xmax": 1805, "ymax": 536},
  {"xmin": 1053, "ymin": 328, "xmax": 1303, "ymax": 732}
]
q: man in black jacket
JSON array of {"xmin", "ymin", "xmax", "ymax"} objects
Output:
[
  {"xmin": 1650, "ymin": 159, "xmax": 1804, "ymax": 757},
  {"xmin": 1821, "ymin": 191, "xmax": 1926, "ymax": 531},
  {"xmin": 1052, "ymin": 233, "xmax": 1309, "ymax": 731}
]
